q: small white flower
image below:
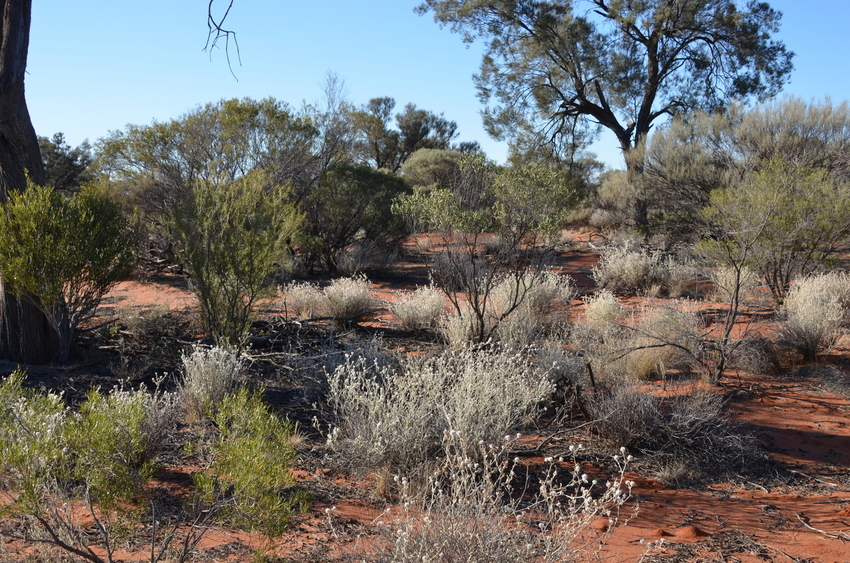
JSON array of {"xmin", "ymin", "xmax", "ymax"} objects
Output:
[{"xmin": 544, "ymin": 456, "xmax": 553, "ymax": 463}]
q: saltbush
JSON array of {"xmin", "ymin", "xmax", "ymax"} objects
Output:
[
  {"xmin": 326, "ymin": 348, "xmax": 553, "ymax": 478},
  {"xmin": 179, "ymin": 344, "xmax": 243, "ymax": 422}
]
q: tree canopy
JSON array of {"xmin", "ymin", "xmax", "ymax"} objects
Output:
[{"xmin": 417, "ymin": 0, "xmax": 794, "ymax": 169}]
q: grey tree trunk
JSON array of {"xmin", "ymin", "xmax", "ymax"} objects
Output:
[{"xmin": 0, "ymin": 0, "xmax": 58, "ymax": 363}]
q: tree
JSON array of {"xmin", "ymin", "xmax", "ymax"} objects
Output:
[
  {"xmin": 96, "ymin": 97, "xmax": 318, "ymax": 217},
  {"xmin": 395, "ymin": 154, "xmax": 579, "ymax": 344},
  {"xmin": 301, "ymin": 163, "xmax": 411, "ymax": 273},
  {"xmin": 352, "ymin": 97, "xmax": 459, "ymax": 172},
  {"xmin": 418, "ymin": 0, "xmax": 794, "ymax": 226},
  {"xmin": 0, "ymin": 0, "xmax": 59, "ymax": 363},
  {"xmin": 38, "ymin": 133, "xmax": 93, "ymax": 193},
  {"xmin": 640, "ymin": 98, "xmax": 850, "ymax": 238},
  {"xmin": 0, "ymin": 182, "xmax": 137, "ymax": 364},
  {"xmin": 700, "ymin": 159, "xmax": 850, "ymax": 303}
]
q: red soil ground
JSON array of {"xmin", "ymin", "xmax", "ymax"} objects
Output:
[{"xmin": 3, "ymin": 230, "xmax": 849, "ymax": 562}]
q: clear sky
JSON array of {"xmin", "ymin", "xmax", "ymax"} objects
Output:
[{"xmin": 26, "ymin": 0, "xmax": 850, "ymax": 170}]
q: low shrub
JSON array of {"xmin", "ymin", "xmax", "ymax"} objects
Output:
[
  {"xmin": 109, "ymin": 305, "xmax": 194, "ymax": 381},
  {"xmin": 780, "ymin": 273, "xmax": 848, "ymax": 361},
  {"xmin": 372, "ymin": 435, "xmax": 631, "ymax": 563},
  {"xmin": 590, "ymin": 384, "xmax": 759, "ymax": 485},
  {"xmin": 0, "ymin": 372, "xmax": 176, "ymax": 562},
  {"xmin": 582, "ymin": 290, "xmax": 624, "ymax": 337},
  {"xmin": 280, "ymin": 281, "xmax": 323, "ymax": 319},
  {"xmin": 322, "ymin": 274, "xmax": 376, "ymax": 322},
  {"xmin": 179, "ymin": 345, "xmax": 243, "ymax": 422},
  {"xmin": 194, "ymin": 387, "xmax": 306, "ymax": 539},
  {"xmin": 592, "ymin": 240, "xmax": 697, "ymax": 297},
  {"xmin": 440, "ymin": 271, "xmax": 575, "ymax": 347},
  {"xmin": 325, "ymin": 347, "xmax": 554, "ymax": 480},
  {"xmin": 624, "ymin": 306, "xmax": 702, "ymax": 381},
  {"xmin": 336, "ymin": 240, "xmax": 403, "ymax": 277},
  {"xmin": 574, "ymin": 301, "xmax": 701, "ymax": 382},
  {"xmin": 710, "ymin": 264, "xmax": 761, "ymax": 303},
  {"xmin": 389, "ymin": 286, "xmax": 446, "ymax": 332}
]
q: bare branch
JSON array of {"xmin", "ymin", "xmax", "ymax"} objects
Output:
[{"xmin": 205, "ymin": 0, "xmax": 241, "ymax": 80}]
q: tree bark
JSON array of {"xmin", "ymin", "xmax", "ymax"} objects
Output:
[{"xmin": 0, "ymin": 0, "xmax": 58, "ymax": 363}]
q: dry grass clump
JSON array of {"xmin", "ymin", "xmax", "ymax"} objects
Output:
[
  {"xmin": 590, "ymin": 384, "xmax": 759, "ymax": 485},
  {"xmin": 592, "ymin": 240, "xmax": 697, "ymax": 297},
  {"xmin": 325, "ymin": 347, "xmax": 553, "ymax": 479},
  {"xmin": 179, "ymin": 344, "xmax": 243, "ymax": 422},
  {"xmin": 573, "ymin": 299, "xmax": 701, "ymax": 382},
  {"xmin": 389, "ymin": 286, "xmax": 446, "ymax": 332},
  {"xmin": 780, "ymin": 272, "xmax": 849, "ymax": 361},
  {"xmin": 809, "ymin": 363, "xmax": 850, "ymax": 397},
  {"xmin": 322, "ymin": 274, "xmax": 376, "ymax": 322},
  {"xmin": 280, "ymin": 276, "xmax": 376, "ymax": 323},
  {"xmin": 439, "ymin": 270, "xmax": 575, "ymax": 347},
  {"xmin": 709, "ymin": 264, "xmax": 761, "ymax": 303},
  {"xmin": 280, "ymin": 281, "xmax": 323, "ymax": 319},
  {"xmin": 370, "ymin": 435, "xmax": 632, "ymax": 563},
  {"xmin": 624, "ymin": 305, "xmax": 702, "ymax": 381}
]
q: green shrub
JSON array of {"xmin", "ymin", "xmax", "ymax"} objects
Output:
[
  {"xmin": 0, "ymin": 181, "xmax": 137, "ymax": 363},
  {"xmin": 194, "ymin": 387, "xmax": 305, "ymax": 538},
  {"xmin": 0, "ymin": 372, "xmax": 175, "ymax": 561},
  {"xmin": 302, "ymin": 163, "xmax": 411, "ymax": 273},
  {"xmin": 168, "ymin": 171, "xmax": 303, "ymax": 347}
]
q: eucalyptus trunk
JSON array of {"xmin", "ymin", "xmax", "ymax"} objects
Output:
[{"xmin": 0, "ymin": 0, "xmax": 57, "ymax": 363}]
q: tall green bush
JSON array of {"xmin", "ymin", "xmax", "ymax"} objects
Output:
[
  {"xmin": 168, "ymin": 171, "xmax": 303, "ymax": 347},
  {"xmin": 0, "ymin": 180, "xmax": 136, "ymax": 363}
]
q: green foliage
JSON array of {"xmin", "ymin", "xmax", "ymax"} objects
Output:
[
  {"xmin": 67, "ymin": 387, "xmax": 157, "ymax": 510},
  {"xmin": 700, "ymin": 158, "xmax": 850, "ymax": 301},
  {"xmin": 302, "ymin": 163, "xmax": 411, "ymax": 272},
  {"xmin": 195, "ymin": 387, "xmax": 303, "ymax": 538},
  {"xmin": 0, "ymin": 372, "xmax": 157, "ymax": 526},
  {"xmin": 400, "ymin": 147, "xmax": 461, "ymax": 189},
  {"xmin": 418, "ymin": 0, "xmax": 793, "ymax": 175},
  {"xmin": 395, "ymin": 156, "xmax": 578, "ymax": 344},
  {"xmin": 95, "ymin": 97, "xmax": 318, "ymax": 217},
  {"xmin": 0, "ymin": 180, "xmax": 137, "ymax": 363},
  {"xmin": 38, "ymin": 132, "xmax": 93, "ymax": 193},
  {"xmin": 642, "ymin": 98, "xmax": 850, "ymax": 238},
  {"xmin": 351, "ymin": 97, "xmax": 458, "ymax": 172},
  {"xmin": 168, "ymin": 171, "xmax": 303, "ymax": 346}
]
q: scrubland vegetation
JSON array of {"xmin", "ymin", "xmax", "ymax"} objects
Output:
[
  {"xmin": 1, "ymin": 93, "xmax": 848, "ymax": 561},
  {"xmin": 2, "ymin": 3, "xmax": 850, "ymax": 559}
]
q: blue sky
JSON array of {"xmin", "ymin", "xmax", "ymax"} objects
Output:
[{"xmin": 26, "ymin": 0, "xmax": 850, "ymax": 169}]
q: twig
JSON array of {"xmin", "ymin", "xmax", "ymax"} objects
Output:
[
  {"xmin": 796, "ymin": 513, "xmax": 850, "ymax": 541},
  {"xmin": 789, "ymin": 469, "xmax": 849, "ymax": 490}
]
